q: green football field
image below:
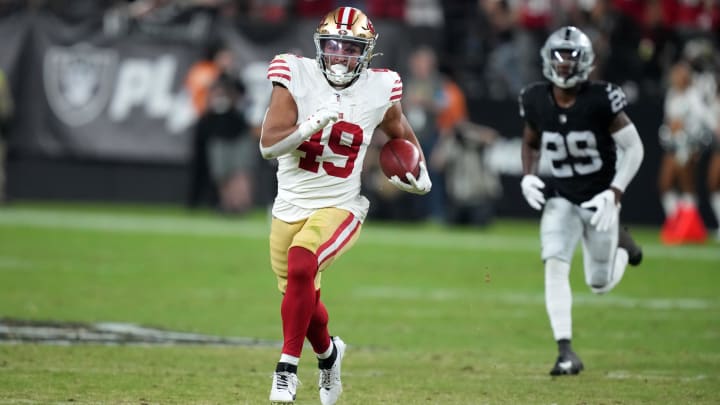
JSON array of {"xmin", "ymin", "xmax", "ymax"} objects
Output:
[{"xmin": 0, "ymin": 202, "xmax": 718, "ymax": 404}]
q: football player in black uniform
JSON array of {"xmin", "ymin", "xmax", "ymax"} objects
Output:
[{"xmin": 518, "ymin": 26, "xmax": 645, "ymax": 376}]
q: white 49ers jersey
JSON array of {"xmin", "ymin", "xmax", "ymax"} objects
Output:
[{"xmin": 266, "ymin": 54, "xmax": 402, "ymax": 222}]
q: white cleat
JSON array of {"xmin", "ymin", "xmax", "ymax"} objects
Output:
[
  {"xmin": 270, "ymin": 370, "xmax": 299, "ymax": 404},
  {"xmin": 318, "ymin": 336, "xmax": 346, "ymax": 405}
]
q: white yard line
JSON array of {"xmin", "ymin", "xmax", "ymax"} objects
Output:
[
  {"xmin": 0, "ymin": 208, "xmax": 718, "ymax": 261},
  {"xmin": 352, "ymin": 286, "xmax": 718, "ymax": 310}
]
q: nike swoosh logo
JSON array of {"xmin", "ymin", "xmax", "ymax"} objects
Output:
[{"xmin": 558, "ymin": 361, "xmax": 573, "ymax": 369}]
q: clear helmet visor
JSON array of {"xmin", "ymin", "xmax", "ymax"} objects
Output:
[{"xmin": 315, "ymin": 35, "xmax": 372, "ymax": 86}]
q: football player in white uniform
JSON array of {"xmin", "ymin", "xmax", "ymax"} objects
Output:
[
  {"xmin": 259, "ymin": 7, "xmax": 431, "ymax": 404},
  {"xmin": 518, "ymin": 26, "xmax": 645, "ymax": 376}
]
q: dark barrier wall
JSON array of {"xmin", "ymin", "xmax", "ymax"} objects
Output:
[{"xmin": 2, "ymin": 10, "xmax": 718, "ymax": 228}]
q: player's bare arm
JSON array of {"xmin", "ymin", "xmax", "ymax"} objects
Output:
[
  {"xmin": 380, "ymin": 102, "xmax": 432, "ymax": 195},
  {"xmin": 259, "ymin": 83, "xmax": 338, "ymax": 159},
  {"xmin": 260, "ymin": 84, "xmax": 299, "ymax": 149},
  {"xmin": 521, "ymin": 122, "xmax": 541, "ymax": 175},
  {"xmin": 379, "ymin": 102, "xmax": 427, "ymax": 163},
  {"xmin": 520, "ymin": 122, "xmax": 546, "ymax": 211},
  {"xmin": 608, "ymin": 111, "xmax": 632, "ymax": 134}
]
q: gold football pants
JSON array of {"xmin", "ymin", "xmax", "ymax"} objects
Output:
[{"xmin": 269, "ymin": 207, "xmax": 362, "ymax": 293}]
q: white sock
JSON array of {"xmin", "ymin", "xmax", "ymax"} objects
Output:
[
  {"xmin": 279, "ymin": 354, "xmax": 300, "ymax": 366},
  {"xmin": 545, "ymin": 258, "xmax": 572, "ymax": 341},
  {"xmin": 316, "ymin": 340, "xmax": 334, "ymax": 359},
  {"xmin": 661, "ymin": 191, "xmax": 678, "ymax": 217},
  {"xmin": 710, "ymin": 192, "xmax": 720, "ymax": 228},
  {"xmin": 591, "ymin": 248, "xmax": 629, "ymax": 295}
]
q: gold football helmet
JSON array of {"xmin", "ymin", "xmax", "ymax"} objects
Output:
[{"xmin": 314, "ymin": 7, "xmax": 378, "ymax": 86}]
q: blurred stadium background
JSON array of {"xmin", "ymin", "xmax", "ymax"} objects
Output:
[
  {"xmin": 0, "ymin": 0, "xmax": 718, "ymax": 229},
  {"xmin": 1, "ymin": 2, "xmax": 719, "ymax": 403}
]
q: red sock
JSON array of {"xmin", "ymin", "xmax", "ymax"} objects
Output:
[
  {"xmin": 281, "ymin": 246, "xmax": 318, "ymax": 357},
  {"xmin": 306, "ymin": 290, "xmax": 331, "ymax": 354}
]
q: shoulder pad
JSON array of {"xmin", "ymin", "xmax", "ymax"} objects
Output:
[
  {"xmin": 267, "ymin": 54, "xmax": 296, "ymax": 88},
  {"xmin": 369, "ymin": 68, "xmax": 402, "ymax": 104}
]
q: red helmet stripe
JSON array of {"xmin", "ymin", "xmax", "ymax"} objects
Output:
[{"xmin": 336, "ymin": 7, "xmax": 356, "ymax": 29}]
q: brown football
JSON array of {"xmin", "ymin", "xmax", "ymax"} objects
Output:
[{"xmin": 379, "ymin": 138, "xmax": 421, "ymax": 183}]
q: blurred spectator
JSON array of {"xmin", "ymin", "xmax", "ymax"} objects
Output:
[
  {"xmin": 657, "ymin": 60, "xmax": 711, "ymax": 241},
  {"xmin": 602, "ymin": 0, "xmax": 646, "ymax": 94},
  {"xmin": 665, "ymin": 0, "xmax": 720, "ymax": 39},
  {"xmin": 103, "ymin": 0, "xmax": 219, "ymax": 39},
  {"xmin": 203, "ymin": 73, "xmax": 255, "ymax": 214},
  {"xmin": 403, "ymin": 45, "xmax": 447, "ymax": 220},
  {"xmin": 439, "ymin": 0, "xmax": 484, "ymax": 96},
  {"xmin": 431, "ymin": 121, "xmax": 501, "ymax": 226},
  {"xmin": 707, "ymin": 80, "xmax": 720, "ymax": 240},
  {"xmin": 482, "ymin": 0, "xmax": 523, "ymax": 99},
  {"xmin": 636, "ymin": 0, "xmax": 681, "ymax": 97},
  {"xmin": 185, "ymin": 41, "xmax": 237, "ymax": 210},
  {"xmin": 683, "ymin": 38, "xmax": 720, "ymax": 240},
  {"xmin": 294, "ymin": 0, "xmax": 335, "ymax": 16},
  {"xmin": 185, "ymin": 40, "xmax": 234, "ymax": 117},
  {"xmin": 430, "ymin": 67, "xmax": 502, "ymax": 225},
  {"xmin": 512, "ymin": 0, "xmax": 555, "ymax": 88},
  {"xmin": 404, "ymin": 0, "xmax": 442, "ymax": 27},
  {"xmin": 429, "ymin": 72, "xmax": 467, "ymax": 222},
  {"xmin": 0, "ymin": 68, "xmax": 13, "ymax": 203}
]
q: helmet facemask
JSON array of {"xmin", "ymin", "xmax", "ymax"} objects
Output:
[
  {"xmin": 541, "ymin": 27, "xmax": 595, "ymax": 89},
  {"xmin": 314, "ymin": 7, "xmax": 378, "ymax": 87},
  {"xmin": 314, "ymin": 34, "xmax": 374, "ymax": 86}
]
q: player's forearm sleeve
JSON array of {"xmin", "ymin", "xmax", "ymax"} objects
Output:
[
  {"xmin": 611, "ymin": 124, "xmax": 644, "ymax": 192},
  {"xmin": 259, "ymin": 127, "xmax": 305, "ymax": 160}
]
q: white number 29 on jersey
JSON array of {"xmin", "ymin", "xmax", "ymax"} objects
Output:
[{"xmin": 542, "ymin": 131, "xmax": 603, "ymax": 178}]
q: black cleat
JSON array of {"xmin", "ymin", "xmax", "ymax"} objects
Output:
[
  {"xmin": 619, "ymin": 226, "xmax": 643, "ymax": 266},
  {"xmin": 550, "ymin": 351, "xmax": 584, "ymax": 376}
]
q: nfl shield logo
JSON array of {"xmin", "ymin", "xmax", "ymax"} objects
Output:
[{"xmin": 558, "ymin": 114, "xmax": 567, "ymax": 124}]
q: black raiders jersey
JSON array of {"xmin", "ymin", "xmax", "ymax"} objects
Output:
[{"xmin": 519, "ymin": 80, "xmax": 627, "ymax": 204}]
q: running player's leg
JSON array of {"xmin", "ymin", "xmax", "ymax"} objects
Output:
[
  {"xmin": 581, "ymin": 210, "xmax": 624, "ymax": 295},
  {"xmin": 293, "ymin": 208, "xmax": 361, "ymax": 405},
  {"xmin": 541, "ymin": 198, "xmax": 584, "ymax": 375}
]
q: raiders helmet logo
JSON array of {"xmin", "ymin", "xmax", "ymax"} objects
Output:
[{"xmin": 43, "ymin": 43, "xmax": 118, "ymax": 127}]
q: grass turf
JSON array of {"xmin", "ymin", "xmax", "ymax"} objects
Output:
[{"xmin": 0, "ymin": 202, "xmax": 718, "ymax": 404}]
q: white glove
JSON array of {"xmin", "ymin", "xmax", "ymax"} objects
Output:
[
  {"xmin": 298, "ymin": 108, "xmax": 340, "ymax": 139},
  {"xmin": 580, "ymin": 189, "xmax": 619, "ymax": 232},
  {"xmin": 520, "ymin": 174, "xmax": 546, "ymax": 210},
  {"xmin": 388, "ymin": 161, "xmax": 432, "ymax": 195}
]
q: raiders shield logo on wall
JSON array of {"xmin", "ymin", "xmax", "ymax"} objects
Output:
[{"xmin": 43, "ymin": 43, "xmax": 118, "ymax": 127}]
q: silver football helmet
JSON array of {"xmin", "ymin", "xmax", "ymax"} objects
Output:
[{"xmin": 540, "ymin": 26, "xmax": 595, "ymax": 89}]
